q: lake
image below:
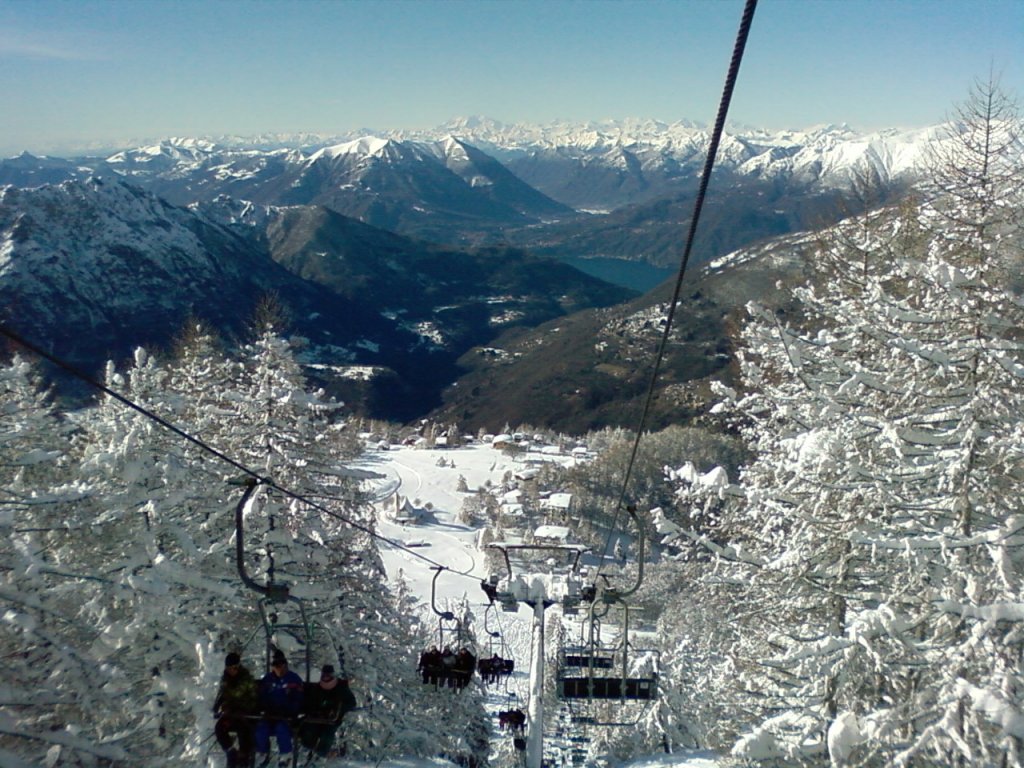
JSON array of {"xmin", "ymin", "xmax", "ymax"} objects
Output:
[{"xmin": 562, "ymin": 256, "xmax": 674, "ymax": 293}]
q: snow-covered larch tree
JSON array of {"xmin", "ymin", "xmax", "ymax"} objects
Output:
[
  {"xmin": 666, "ymin": 81, "xmax": 1024, "ymax": 767},
  {"xmin": 0, "ymin": 355, "xmax": 109, "ymax": 767}
]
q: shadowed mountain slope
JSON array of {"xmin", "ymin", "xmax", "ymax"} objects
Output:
[
  {"xmin": 428, "ymin": 232, "xmax": 813, "ymax": 433},
  {"xmin": 1, "ymin": 180, "xmax": 631, "ymax": 420}
]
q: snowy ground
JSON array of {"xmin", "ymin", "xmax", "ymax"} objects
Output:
[{"xmin": 289, "ymin": 441, "xmax": 722, "ymax": 768}]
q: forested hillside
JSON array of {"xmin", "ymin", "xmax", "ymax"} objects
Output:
[{"xmin": 648, "ymin": 81, "xmax": 1024, "ymax": 765}]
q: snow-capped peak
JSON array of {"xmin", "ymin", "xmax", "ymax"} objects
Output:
[
  {"xmin": 308, "ymin": 136, "xmax": 394, "ymax": 161},
  {"xmin": 430, "ymin": 135, "xmax": 472, "ymax": 162}
]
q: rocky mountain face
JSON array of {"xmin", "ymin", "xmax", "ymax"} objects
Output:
[
  {"xmin": 1, "ymin": 178, "xmax": 291, "ymax": 358},
  {"xmin": 0, "ymin": 179, "xmax": 632, "ymax": 420}
]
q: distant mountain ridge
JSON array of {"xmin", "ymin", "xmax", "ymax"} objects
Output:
[
  {"xmin": 5, "ymin": 117, "xmax": 940, "ymax": 211},
  {"xmin": 403, "ymin": 117, "xmax": 937, "ymax": 209}
]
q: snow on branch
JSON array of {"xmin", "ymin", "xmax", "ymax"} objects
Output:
[
  {"xmin": 666, "ymin": 525, "xmax": 765, "ymax": 567},
  {"xmin": 934, "ymin": 600, "xmax": 1024, "ymax": 624},
  {"xmin": 850, "ymin": 514, "xmax": 1024, "ymax": 550},
  {"xmin": 0, "ymin": 717, "xmax": 128, "ymax": 761},
  {"xmin": 953, "ymin": 678, "xmax": 1024, "ymax": 738}
]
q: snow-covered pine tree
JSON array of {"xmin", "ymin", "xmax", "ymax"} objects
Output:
[
  {"xmin": 667, "ymin": 81, "xmax": 1024, "ymax": 767},
  {"xmin": 0, "ymin": 355, "xmax": 109, "ymax": 767}
]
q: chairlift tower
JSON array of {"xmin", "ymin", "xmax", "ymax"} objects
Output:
[{"xmin": 484, "ymin": 542, "xmax": 587, "ymax": 768}]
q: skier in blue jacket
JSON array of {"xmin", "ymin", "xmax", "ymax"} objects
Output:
[{"xmin": 254, "ymin": 650, "xmax": 304, "ymax": 767}]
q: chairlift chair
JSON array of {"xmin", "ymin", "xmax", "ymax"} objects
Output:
[
  {"xmin": 231, "ymin": 478, "xmax": 313, "ymax": 680},
  {"xmin": 476, "ymin": 604, "xmax": 515, "ymax": 684},
  {"xmin": 556, "ymin": 594, "xmax": 659, "ymax": 706},
  {"xmin": 418, "ymin": 567, "xmax": 477, "ymax": 690},
  {"xmin": 557, "ymin": 507, "xmax": 660, "ymax": 708}
]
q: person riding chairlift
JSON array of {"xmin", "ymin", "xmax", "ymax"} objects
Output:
[
  {"xmin": 299, "ymin": 664, "xmax": 356, "ymax": 764},
  {"xmin": 213, "ymin": 652, "xmax": 258, "ymax": 768},
  {"xmin": 254, "ymin": 650, "xmax": 304, "ymax": 767}
]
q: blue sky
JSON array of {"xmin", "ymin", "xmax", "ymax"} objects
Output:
[{"xmin": 1, "ymin": 0, "xmax": 1021, "ymax": 156}]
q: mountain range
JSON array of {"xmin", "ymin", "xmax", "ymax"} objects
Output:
[
  {"xmin": 3, "ymin": 118, "xmax": 933, "ymax": 263},
  {"xmin": 0, "ymin": 117, "xmax": 962, "ymax": 428}
]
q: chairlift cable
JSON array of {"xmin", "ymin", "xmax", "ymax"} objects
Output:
[
  {"xmin": 0, "ymin": 322, "xmax": 481, "ymax": 584},
  {"xmin": 596, "ymin": 0, "xmax": 758, "ymax": 583}
]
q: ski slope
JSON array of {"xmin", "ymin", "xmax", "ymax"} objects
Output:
[
  {"xmin": 354, "ymin": 441, "xmax": 722, "ymax": 768},
  {"xmin": 363, "ymin": 440, "xmax": 543, "ymax": 703}
]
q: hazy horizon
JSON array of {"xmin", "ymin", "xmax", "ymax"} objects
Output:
[{"xmin": 2, "ymin": 0, "xmax": 1021, "ymax": 157}]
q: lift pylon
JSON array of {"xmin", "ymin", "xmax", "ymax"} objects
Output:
[{"xmin": 484, "ymin": 541, "xmax": 591, "ymax": 768}]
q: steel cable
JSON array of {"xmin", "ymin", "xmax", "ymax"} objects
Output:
[{"xmin": 596, "ymin": 0, "xmax": 758, "ymax": 582}]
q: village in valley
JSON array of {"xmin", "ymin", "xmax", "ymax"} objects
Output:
[{"xmin": 362, "ymin": 427, "xmax": 606, "ymax": 594}]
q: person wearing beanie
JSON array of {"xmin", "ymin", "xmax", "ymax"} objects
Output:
[
  {"xmin": 213, "ymin": 652, "xmax": 258, "ymax": 768},
  {"xmin": 299, "ymin": 665, "xmax": 357, "ymax": 761},
  {"xmin": 254, "ymin": 650, "xmax": 304, "ymax": 767}
]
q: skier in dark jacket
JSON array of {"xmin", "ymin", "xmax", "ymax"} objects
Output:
[
  {"xmin": 214, "ymin": 652, "xmax": 259, "ymax": 768},
  {"xmin": 299, "ymin": 665, "xmax": 357, "ymax": 760},
  {"xmin": 419, "ymin": 646, "xmax": 442, "ymax": 685},
  {"xmin": 254, "ymin": 650, "xmax": 304, "ymax": 766},
  {"xmin": 440, "ymin": 647, "xmax": 457, "ymax": 687},
  {"xmin": 454, "ymin": 647, "xmax": 476, "ymax": 690}
]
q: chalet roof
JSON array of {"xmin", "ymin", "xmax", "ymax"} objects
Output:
[
  {"xmin": 534, "ymin": 524, "xmax": 571, "ymax": 541},
  {"xmin": 542, "ymin": 492, "xmax": 573, "ymax": 509}
]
